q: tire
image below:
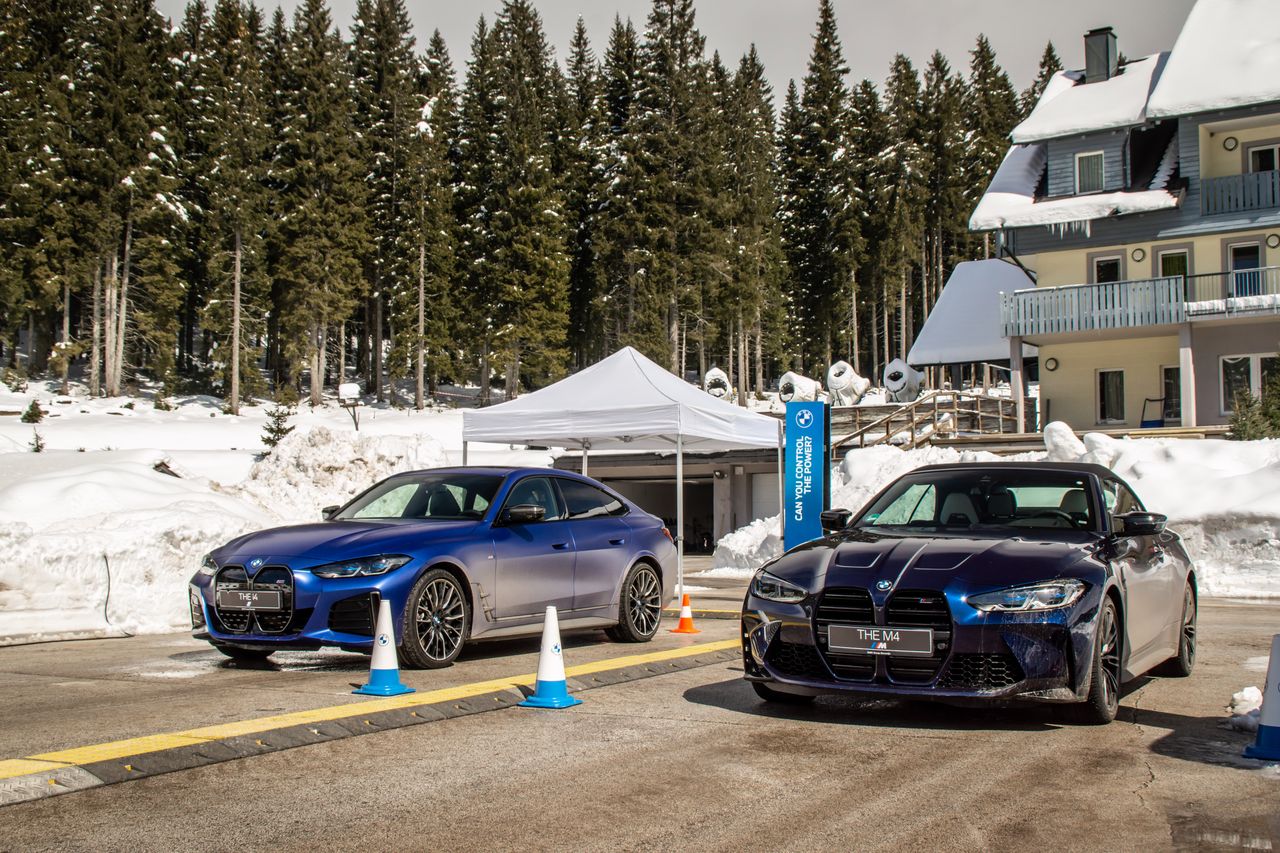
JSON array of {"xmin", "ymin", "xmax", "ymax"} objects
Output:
[
  {"xmin": 211, "ymin": 642, "xmax": 273, "ymax": 662},
  {"xmin": 605, "ymin": 562, "xmax": 663, "ymax": 643},
  {"xmin": 1067, "ymin": 596, "xmax": 1122, "ymax": 725},
  {"xmin": 752, "ymin": 681, "xmax": 815, "ymax": 705},
  {"xmin": 1154, "ymin": 582, "xmax": 1196, "ymax": 678},
  {"xmin": 400, "ymin": 568, "xmax": 470, "ymax": 669}
]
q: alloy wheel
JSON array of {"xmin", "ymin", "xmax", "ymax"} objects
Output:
[
  {"xmin": 627, "ymin": 567, "xmax": 662, "ymax": 636},
  {"xmin": 1181, "ymin": 586, "xmax": 1197, "ymax": 663},
  {"xmin": 1099, "ymin": 604, "xmax": 1121, "ymax": 711},
  {"xmin": 415, "ymin": 577, "xmax": 466, "ymax": 661}
]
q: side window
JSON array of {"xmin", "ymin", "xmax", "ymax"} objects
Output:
[
  {"xmin": 1104, "ymin": 480, "xmax": 1143, "ymax": 523},
  {"xmin": 557, "ymin": 479, "xmax": 627, "ymax": 520},
  {"xmin": 503, "ymin": 476, "xmax": 564, "ymax": 521}
]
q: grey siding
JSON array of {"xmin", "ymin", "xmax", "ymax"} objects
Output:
[
  {"xmin": 1007, "ymin": 105, "xmax": 1278, "ymax": 258},
  {"xmin": 1046, "ymin": 132, "xmax": 1127, "ymax": 197}
]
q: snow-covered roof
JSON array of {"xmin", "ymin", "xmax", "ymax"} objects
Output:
[
  {"xmin": 969, "ymin": 142, "xmax": 1181, "ymax": 232},
  {"xmin": 1011, "ymin": 54, "xmax": 1169, "ymax": 144},
  {"xmin": 1148, "ymin": 0, "xmax": 1280, "ymax": 119},
  {"xmin": 907, "ymin": 260, "xmax": 1038, "ymax": 365}
]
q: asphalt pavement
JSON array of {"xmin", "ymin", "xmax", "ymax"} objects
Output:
[{"xmin": 0, "ymin": 597, "xmax": 1275, "ymax": 851}]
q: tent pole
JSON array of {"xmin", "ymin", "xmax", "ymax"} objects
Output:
[
  {"xmin": 777, "ymin": 420, "xmax": 785, "ymax": 542},
  {"xmin": 676, "ymin": 433, "xmax": 684, "ymax": 604},
  {"xmin": 462, "ymin": 440, "xmax": 468, "ymax": 465},
  {"xmin": 581, "ymin": 440, "xmax": 589, "ymax": 477}
]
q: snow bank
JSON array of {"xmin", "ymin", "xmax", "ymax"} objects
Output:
[
  {"xmin": 1229, "ymin": 686, "xmax": 1263, "ymax": 733},
  {"xmin": 232, "ymin": 426, "xmax": 448, "ymax": 524},
  {"xmin": 712, "ymin": 421, "xmax": 1280, "ymax": 597}
]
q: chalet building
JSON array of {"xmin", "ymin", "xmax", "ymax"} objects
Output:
[{"xmin": 971, "ymin": 0, "xmax": 1280, "ymax": 429}]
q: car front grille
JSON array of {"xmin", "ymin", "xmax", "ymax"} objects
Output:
[
  {"xmin": 212, "ymin": 565, "xmax": 301, "ymax": 635},
  {"xmin": 937, "ymin": 654, "xmax": 1025, "ymax": 691},
  {"xmin": 813, "ymin": 587, "xmax": 953, "ymax": 685},
  {"xmin": 766, "ymin": 639, "xmax": 829, "ymax": 679},
  {"xmin": 327, "ymin": 593, "xmax": 376, "ymax": 637}
]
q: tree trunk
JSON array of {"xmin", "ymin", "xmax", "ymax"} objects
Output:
[
  {"xmin": 337, "ymin": 321, "xmax": 346, "ymax": 387},
  {"xmin": 870, "ymin": 290, "xmax": 879, "ymax": 383},
  {"xmin": 373, "ymin": 292, "xmax": 384, "ymax": 403},
  {"xmin": 668, "ymin": 294, "xmax": 679, "ymax": 375},
  {"xmin": 753, "ymin": 312, "xmax": 763, "ymax": 395},
  {"xmin": 111, "ymin": 214, "xmax": 133, "ymax": 396},
  {"xmin": 737, "ymin": 313, "xmax": 748, "ymax": 407},
  {"xmin": 850, "ymin": 270, "xmax": 861, "ymax": 375},
  {"xmin": 416, "ymin": 241, "xmax": 425, "ymax": 410},
  {"xmin": 726, "ymin": 323, "xmax": 734, "ymax": 389},
  {"xmin": 882, "ymin": 298, "xmax": 890, "ymax": 374},
  {"xmin": 479, "ymin": 336, "xmax": 490, "ymax": 406},
  {"xmin": 229, "ymin": 227, "xmax": 242, "ymax": 415},
  {"xmin": 103, "ymin": 251, "xmax": 117, "ymax": 396},
  {"xmin": 90, "ymin": 262, "xmax": 102, "ymax": 396},
  {"xmin": 60, "ymin": 284, "xmax": 71, "ymax": 395},
  {"xmin": 309, "ymin": 323, "xmax": 326, "ymax": 407}
]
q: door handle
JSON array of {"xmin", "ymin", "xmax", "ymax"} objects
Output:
[
  {"xmin": 609, "ymin": 538, "xmax": 626, "ymax": 546},
  {"xmin": 552, "ymin": 542, "xmax": 570, "ymax": 550}
]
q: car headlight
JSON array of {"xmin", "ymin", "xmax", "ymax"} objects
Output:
[
  {"xmin": 197, "ymin": 553, "xmax": 217, "ymax": 577},
  {"xmin": 750, "ymin": 570, "xmax": 807, "ymax": 603},
  {"xmin": 967, "ymin": 579, "xmax": 1085, "ymax": 612},
  {"xmin": 308, "ymin": 554, "xmax": 412, "ymax": 579}
]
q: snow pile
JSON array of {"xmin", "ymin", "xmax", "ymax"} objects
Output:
[
  {"xmin": 233, "ymin": 425, "xmax": 448, "ymax": 524},
  {"xmin": 1228, "ymin": 686, "xmax": 1263, "ymax": 733},
  {"xmin": 1147, "ymin": 0, "xmax": 1280, "ymax": 119},
  {"xmin": 1011, "ymin": 55, "xmax": 1168, "ymax": 144},
  {"xmin": 0, "ymin": 451, "xmax": 266, "ymax": 642}
]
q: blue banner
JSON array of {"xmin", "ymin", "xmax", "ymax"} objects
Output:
[{"xmin": 784, "ymin": 401, "xmax": 827, "ymax": 550}]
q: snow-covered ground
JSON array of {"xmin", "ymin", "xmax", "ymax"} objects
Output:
[{"xmin": 708, "ymin": 420, "xmax": 1280, "ymax": 601}]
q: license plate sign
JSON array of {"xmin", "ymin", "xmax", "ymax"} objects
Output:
[
  {"xmin": 828, "ymin": 625, "xmax": 934, "ymax": 656},
  {"xmin": 216, "ymin": 589, "xmax": 282, "ymax": 611}
]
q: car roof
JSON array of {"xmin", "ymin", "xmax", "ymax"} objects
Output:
[
  {"xmin": 389, "ymin": 466, "xmax": 596, "ymax": 480},
  {"xmin": 910, "ymin": 461, "xmax": 1118, "ymax": 480}
]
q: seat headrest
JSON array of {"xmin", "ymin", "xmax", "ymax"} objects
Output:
[
  {"xmin": 986, "ymin": 490, "xmax": 1016, "ymax": 519},
  {"xmin": 1059, "ymin": 488, "xmax": 1088, "ymax": 515}
]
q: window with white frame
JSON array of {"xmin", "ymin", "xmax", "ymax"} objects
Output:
[
  {"xmin": 1248, "ymin": 143, "xmax": 1280, "ymax": 174},
  {"xmin": 1220, "ymin": 353, "xmax": 1280, "ymax": 414},
  {"xmin": 1098, "ymin": 369, "xmax": 1125, "ymax": 423},
  {"xmin": 1076, "ymin": 151, "xmax": 1105, "ymax": 194},
  {"xmin": 1093, "ymin": 255, "xmax": 1123, "ymax": 284}
]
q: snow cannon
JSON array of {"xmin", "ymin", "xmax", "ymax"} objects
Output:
[
  {"xmin": 704, "ymin": 367, "xmax": 734, "ymax": 402},
  {"xmin": 778, "ymin": 371, "xmax": 821, "ymax": 403},
  {"xmin": 883, "ymin": 359, "xmax": 923, "ymax": 403},
  {"xmin": 827, "ymin": 361, "xmax": 870, "ymax": 407}
]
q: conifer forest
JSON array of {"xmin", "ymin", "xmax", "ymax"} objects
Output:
[{"xmin": 0, "ymin": 0, "xmax": 1062, "ymax": 409}]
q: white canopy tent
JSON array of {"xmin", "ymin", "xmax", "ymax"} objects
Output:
[{"xmin": 462, "ymin": 346, "xmax": 784, "ymax": 599}]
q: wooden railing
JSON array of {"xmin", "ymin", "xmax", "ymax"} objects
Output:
[
  {"xmin": 1001, "ymin": 276, "xmax": 1185, "ymax": 337},
  {"xmin": 1202, "ymin": 170, "xmax": 1280, "ymax": 216},
  {"xmin": 833, "ymin": 390, "xmax": 1025, "ymax": 451},
  {"xmin": 1184, "ymin": 265, "xmax": 1280, "ymax": 309}
]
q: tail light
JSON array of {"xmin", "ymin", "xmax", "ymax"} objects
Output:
[{"xmin": 661, "ymin": 527, "xmax": 673, "ymax": 542}]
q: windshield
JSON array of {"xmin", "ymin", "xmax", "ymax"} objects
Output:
[
  {"xmin": 335, "ymin": 473, "xmax": 504, "ymax": 521},
  {"xmin": 855, "ymin": 469, "xmax": 1097, "ymax": 532}
]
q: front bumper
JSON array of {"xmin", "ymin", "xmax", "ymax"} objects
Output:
[
  {"xmin": 189, "ymin": 562, "xmax": 417, "ymax": 651},
  {"xmin": 741, "ymin": 586, "xmax": 1102, "ymax": 704}
]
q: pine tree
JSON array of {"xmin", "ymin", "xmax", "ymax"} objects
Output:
[
  {"xmin": 963, "ymin": 34, "xmax": 1020, "ymax": 238},
  {"xmin": 561, "ymin": 18, "xmax": 604, "ymax": 369},
  {"xmin": 350, "ymin": 0, "xmax": 417, "ymax": 403},
  {"xmin": 200, "ymin": 0, "xmax": 271, "ymax": 413},
  {"xmin": 920, "ymin": 51, "xmax": 970, "ymax": 320},
  {"xmin": 275, "ymin": 0, "xmax": 369, "ymax": 406},
  {"xmin": 261, "ymin": 401, "xmax": 296, "ymax": 447},
  {"xmin": 846, "ymin": 78, "xmax": 886, "ymax": 377},
  {"xmin": 877, "ymin": 54, "xmax": 926, "ymax": 361},
  {"xmin": 779, "ymin": 0, "xmax": 861, "ymax": 373},
  {"xmin": 1020, "ymin": 41, "xmax": 1062, "ymax": 118}
]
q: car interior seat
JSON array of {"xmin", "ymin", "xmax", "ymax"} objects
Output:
[
  {"xmin": 426, "ymin": 486, "xmax": 463, "ymax": 518},
  {"xmin": 939, "ymin": 492, "xmax": 979, "ymax": 526},
  {"xmin": 1059, "ymin": 488, "xmax": 1089, "ymax": 527},
  {"xmin": 985, "ymin": 489, "xmax": 1017, "ymax": 522}
]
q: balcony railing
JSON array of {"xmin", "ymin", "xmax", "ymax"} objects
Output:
[
  {"xmin": 1201, "ymin": 170, "xmax": 1280, "ymax": 216},
  {"xmin": 1185, "ymin": 265, "xmax": 1280, "ymax": 316},
  {"xmin": 1000, "ymin": 276, "xmax": 1185, "ymax": 338}
]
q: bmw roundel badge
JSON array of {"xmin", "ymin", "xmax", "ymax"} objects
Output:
[
  {"xmin": 377, "ymin": 633, "xmax": 389, "ymax": 646},
  {"xmin": 249, "ymin": 557, "xmax": 264, "ymax": 569},
  {"xmin": 876, "ymin": 580, "xmax": 892, "ymax": 591},
  {"xmin": 794, "ymin": 409, "xmax": 814, "ymax": 429}
]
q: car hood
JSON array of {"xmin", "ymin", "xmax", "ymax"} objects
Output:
[
  {"xmin": 215, "ymin": 519, "xmax": 481, "ymax": 562},
  {"xmin": 766, "ymin": 528, "xmax": 1103, "ymax": 593}
]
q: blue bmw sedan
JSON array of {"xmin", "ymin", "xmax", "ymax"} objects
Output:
[
  {"xmin": 190, "ymin": 467, "xmax": 676, "ymax": 668},
  {"xmin": 742, "ymin": 462, "xmax": 1197, "ymax": 724}
]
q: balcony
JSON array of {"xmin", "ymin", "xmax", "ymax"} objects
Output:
[
  {"xmin": 1185, "ymin": 265, "xmax": 1280, "ymax": 317},
  {"xmin": 1001, "ymin": 276, "xmax": 1186, "ymax": 338},
  {"xmin": 1200, "ymin": 170, "xmax": 1280, "ymax": 216}
]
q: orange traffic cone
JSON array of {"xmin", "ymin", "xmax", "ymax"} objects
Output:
[{"xmin": 669, "ymin": 593, "xmax": 701, "ymax": 634}]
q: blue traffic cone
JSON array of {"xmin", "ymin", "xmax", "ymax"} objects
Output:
[
  {"xmin": 353, "ymin": 599, "xmax": 415, "ymax": 696},
  {"xmin": 519, "ymin": 606, "xmax": 582, "ymax": 709},
  {"xmin": 1244, "ymin": 634, "xmax": 1280, "ymax": 761}
]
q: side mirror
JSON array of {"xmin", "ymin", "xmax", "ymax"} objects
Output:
[
  {"xmin": 502, "ymin": 504, "xmax": 546, "ymax": 524},
  {"xmin": 1115, "ymin": 511, "xmax": 1167, "ymax": 537},
  {"xmin": 820, "ymin": 508, "xmax": 852, "ymax": 532},
  {"xmin": 322, "ymin": 505, "xmax": 340, "ymax": 520}
]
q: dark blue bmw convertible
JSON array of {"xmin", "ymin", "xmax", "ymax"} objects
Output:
[
  {"xmin": 190, "ymin": 467, "xmax": 675, "ymax": 668},
  {"xmin": 742, "ymin": 462, "xmax": 1197, "ymax": 724}
]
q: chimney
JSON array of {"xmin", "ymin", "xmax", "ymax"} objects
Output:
[{"xmin": 1084, "ymin": 27, "xmax": 1118, "ymax": 83}]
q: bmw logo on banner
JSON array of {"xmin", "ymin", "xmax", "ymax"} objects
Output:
[{"xmin": 784, "ymin": 400, "xmax": 828, "ymax": 550}]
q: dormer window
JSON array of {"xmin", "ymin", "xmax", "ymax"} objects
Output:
[{"xmin": 1076, "ymin": 151, "xmax": 1105, "ymax": 194}]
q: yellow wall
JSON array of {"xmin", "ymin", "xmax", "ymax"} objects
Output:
[
  {"xmin": 1200, "ymin": 118, "xmax": 1280, "ymax": 179},
  {"xmin": 1038, "ymin": 336, "xmax": 1180, "ymax": 429},
  {"xmin": 1023, "ymin": 232, "xmax": 1279, "ymax": 288}
]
